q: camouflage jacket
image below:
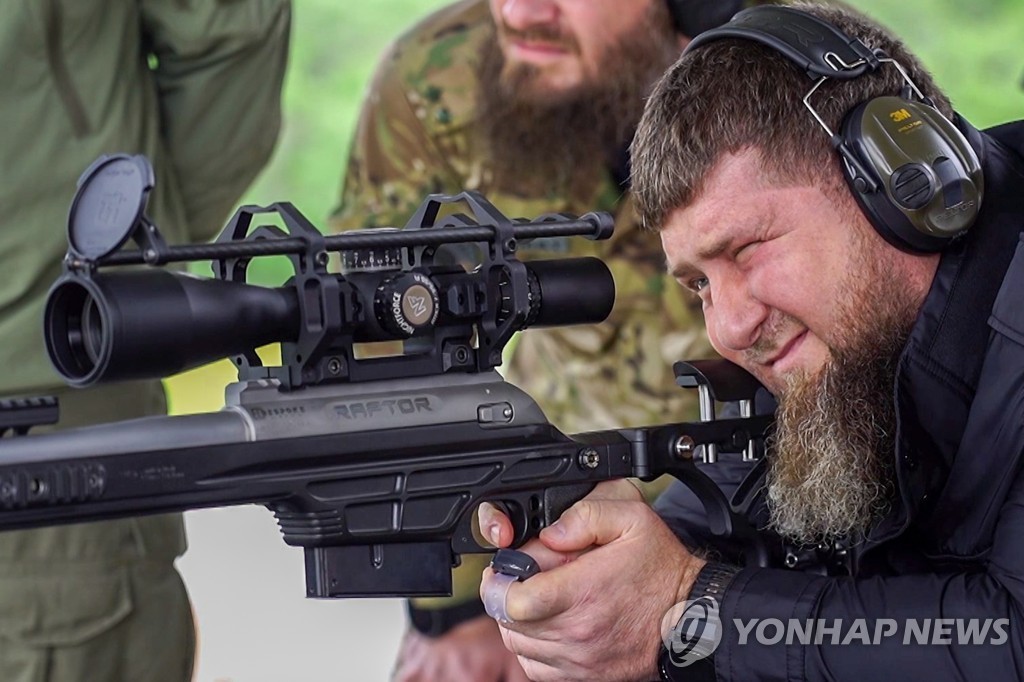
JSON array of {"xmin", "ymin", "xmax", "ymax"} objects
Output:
[{"xmin": 331, "ymin": 0, "xmax": 716, "ymax": 434}]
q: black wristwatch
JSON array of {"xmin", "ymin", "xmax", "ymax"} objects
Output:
[
  {"xmin": 658, "ymin": 562, "xmax": 741, "ymax": 682},
  {"xmin": 407, "ymin": 598, "xmax": 488, "ymax": 638}
]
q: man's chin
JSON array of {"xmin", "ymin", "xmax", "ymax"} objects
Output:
[
  {"xmin": 768, "ymin": 365, "xmax": 822, "ymax": 399},
  {"xmin": 761, "ymin": 340, "xmax": 832, "ymax": 397},
  {"xmin": 499, "ymin": 62, "xmax": 584, "ymax": 101},
  {"xmin": 504, "ymin": 40, "xmax": 574, "ymax": 65},
  {"xmin": 747, "ymin": 366, "xmax": 801, "ymax": 398}
]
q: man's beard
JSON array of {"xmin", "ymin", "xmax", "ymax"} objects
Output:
[
  {"xmin": 765, "ymin": 237, "xmax": 920, "ymax": 547},
  {"xmin": 476, "ymin": 4, "xmax": 679, "ymax": 194}
]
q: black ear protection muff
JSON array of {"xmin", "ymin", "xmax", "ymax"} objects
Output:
[
  {"xmin": 665, "ymin": 0, "xmax": 745, "ymax": 38},
  {"xmin": 685, "ymin": 5, "xmax": 984, "ymax": 253}
]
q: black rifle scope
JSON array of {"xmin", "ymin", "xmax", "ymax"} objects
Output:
[
  {"xmin": 45, "ymin": 258, "xmax": 614, "ymax": 387},
  {"xmin": 48, "ymin": 154, "xmax": 618, "ymax": 389}
]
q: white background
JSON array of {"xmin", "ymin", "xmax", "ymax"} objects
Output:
[{"xmin": 178, "ymin": 507, "xmax": 404, "ymax": 682}]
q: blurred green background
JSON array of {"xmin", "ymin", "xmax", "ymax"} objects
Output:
[{"xmin": 165, "ymin": 0, "xmax": 1024, "ymax": 414}]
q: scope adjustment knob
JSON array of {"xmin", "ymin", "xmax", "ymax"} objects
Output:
[
  {"xmin": 374, "ymin": 272, "xmax": 440, "ymax": 338},
  {"xmin": 497, "ymin": 267, "xmax": 542, "ymax": 328}
]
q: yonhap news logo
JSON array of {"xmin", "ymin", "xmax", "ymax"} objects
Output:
[
  {"xmin": 660, "ymin": 596, "xmax": 723, "ymax": 667},
  {"xmin": 659, "ymin": 596, "xmax": 1010, "ymax": 668}
]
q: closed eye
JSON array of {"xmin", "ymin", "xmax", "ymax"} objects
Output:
[{"xmin": 735, "ymin": 241, "xmax": 761, "ymax": 263}]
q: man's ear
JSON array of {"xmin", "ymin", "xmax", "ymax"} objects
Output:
[{"xmin": 677, "ymin": 34, "xmax": 692, "ymax": 51}]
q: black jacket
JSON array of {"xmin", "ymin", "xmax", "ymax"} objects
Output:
[{"xmin": 656, "ymin": 120, "xmax": 1024, "ymax": 681}]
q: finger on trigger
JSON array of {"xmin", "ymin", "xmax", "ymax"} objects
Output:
[{"xmin": 478, "ymin": 501, "xmax": 514, "ymax": 547}]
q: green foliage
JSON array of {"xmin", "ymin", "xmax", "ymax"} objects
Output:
[
  {"xmin": 241, "ymin": 0, "xmax": 452, "ymax": 233},
  {"xmin": 856, "ymin": 0, "xmax": 1024, "ymax": 127}
]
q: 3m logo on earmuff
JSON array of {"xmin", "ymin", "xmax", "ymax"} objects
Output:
[{"xmin": 889, "ymin": 108, "xmax": 923, "ymax": 134}]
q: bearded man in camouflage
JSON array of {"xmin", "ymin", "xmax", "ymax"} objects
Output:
[{"xmin": 331, "ymin": 1, "xmax": 769, "ymax": 679}]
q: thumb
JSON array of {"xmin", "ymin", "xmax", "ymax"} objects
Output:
[{"xmin": 538, "ymin": 499, "xmax": 639, "ymax": 552}]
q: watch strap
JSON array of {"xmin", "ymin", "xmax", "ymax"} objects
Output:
[
  {"xmin": 407, "ymin": 598, "xmax": 488, "ymax": 638},
  {"xmin": 658, "ymin": 562, "xmax": 741, "ymax": 681},
  {"xmin": 689, "ymin": 561, "xmax": 741, "ymax": 603}
]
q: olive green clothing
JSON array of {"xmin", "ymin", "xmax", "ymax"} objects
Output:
[
  {"xmin": 0, "ymin": 383, "xmax": 195, "ymax": 682},
  {"xmin": 0, "ymin": 0, "xmax": 290, "ymax": 679},
  {"xmin": 0, "ymin": 560, "xmax": 194, "ymax": 682},
  {"xmin": 1, "ymin": 0, "xmax": 290, "ymax": 395}
]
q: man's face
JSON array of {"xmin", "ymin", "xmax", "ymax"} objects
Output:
[
  {"xmin": 660, "ymin": 150, "xmax": 933, "ymax": 395},
  {"xmin": 488, "ymin": 0, "xmax": 677, "ymax": 98},
  {"xmin": 661, "ymin": 149, "xmax": 938, "ymax": 543}
]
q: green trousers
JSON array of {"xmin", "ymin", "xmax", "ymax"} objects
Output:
[{"xmin": 0, "ymin": 382, "xmax": 194, "ymax": 682}]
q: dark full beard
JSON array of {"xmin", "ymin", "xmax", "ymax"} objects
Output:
[
  {"xmin": 766, "ymin": 239, "xmax": 920, "ymax": 547},
  {"xmin": 475, "ymin": 4, "xmax": 679, "ymax": 195}
]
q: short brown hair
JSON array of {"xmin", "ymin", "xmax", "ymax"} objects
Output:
[{"xmin": 631, "ymin": 2, "xmax": 952, "ymax": 230}]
